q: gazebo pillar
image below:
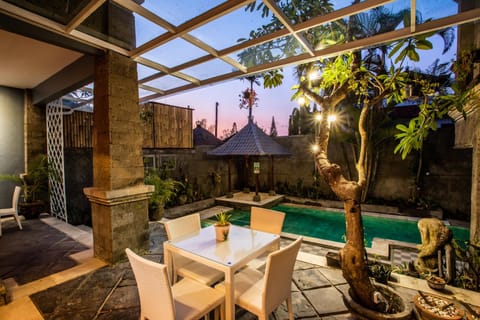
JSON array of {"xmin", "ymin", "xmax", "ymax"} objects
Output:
[{"xmin": 84, "ymin": 51, "xmax": 153, "ymax": 264}]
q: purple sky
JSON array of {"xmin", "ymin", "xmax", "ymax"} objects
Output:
[{"xmin": 152, "ymin": 1, "xmax": 458, "ymax": 137}]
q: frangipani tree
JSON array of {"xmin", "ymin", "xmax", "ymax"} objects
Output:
[
  {"xmin": 241, "ymin": 0, "xmax": 468, "ymax": 312},
  {"xmin": 296, "ymin": 51, "xmax": 409, "ymax": 310}
]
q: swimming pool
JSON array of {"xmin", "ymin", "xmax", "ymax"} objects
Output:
[{"xmin": 216, "ymin": 204, "xmax": 470, "ymax": 247}]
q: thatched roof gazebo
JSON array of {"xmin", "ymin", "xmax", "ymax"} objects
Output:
[{"xmin": 208, "ymin": 118, "xmax": 290, "ymax": 200}]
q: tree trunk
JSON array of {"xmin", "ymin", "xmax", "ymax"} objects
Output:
[
  {"xmin": 339, "ymin": 198, "xmax": 378, "ymax": 310},
  {"xmin": 301, "ymin": 61, "xmax": 386, "ymax": 312},
  {"xmin": 316, "ymin": 155, "xmax": 380, "ymax": 311}
]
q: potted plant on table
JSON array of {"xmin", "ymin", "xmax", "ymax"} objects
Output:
[{"xmin": 214, "ymin": 211, "xmax": 231, "ymax": 241}]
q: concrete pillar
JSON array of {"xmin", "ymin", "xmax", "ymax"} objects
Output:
[{"xmin": 84, "ymin": 50, "xmax": 153, "ymax": 264}]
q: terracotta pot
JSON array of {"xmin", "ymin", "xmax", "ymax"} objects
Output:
[
  {"xmin": 426, "ymin": 276, "xmax": 446, "ymax": 291},
  {"xmin": 342, "ymin": 283, "xmax": 413, "ymax": 320},
  {"xmin": 413, "ymin": 293, "xmax": 464, "ymax": 320},
  {"xmin": 215, "ymin": 224, "xmax": 230, "ymax": 241}
]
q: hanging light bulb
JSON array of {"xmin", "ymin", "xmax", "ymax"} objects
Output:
[{"xmin": 327, "ymin": 114, "xmax": 337, "ymax": 123}]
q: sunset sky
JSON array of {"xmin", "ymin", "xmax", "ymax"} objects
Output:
[{"xmin": 151, "ymin": 0, "xmax": 458, "ymax": 137}]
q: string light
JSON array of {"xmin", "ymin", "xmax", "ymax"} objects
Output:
[{"xmin": 327, "ymin": 114, "xmax": 337, "ymax": 123}]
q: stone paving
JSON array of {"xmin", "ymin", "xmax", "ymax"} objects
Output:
[
  {"xmin": 24, "ymin": 221, "xmax": 359, "ymax": 319},
  {"xmin": 12, "ymin": 216, "xmax": 477, "ymax": 320}
]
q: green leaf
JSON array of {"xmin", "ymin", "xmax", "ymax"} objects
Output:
[
  {"xmin": 389, "ymin": 41, "xmax": 405, "ymax": 58},
  {"xmin": 415, "ymin": 39, "xmax": 433, "ymax": 50},
  {"xmin": 407, "ymin": 48, "xmax": 419, "ymax": 61}
]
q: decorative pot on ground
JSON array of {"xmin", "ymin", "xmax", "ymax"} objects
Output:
[
  {"xmin": 413, "ymin": 292, "xmax": 464, "ymax": 320},
  {"xmin": 342, "ymin": 283, "xmax": 413, "ymax": 320},
  {"xmin": 426, "ymin": 275, "xmax": 447, "ymax": 291},
  {"xmin": 19, "ymin": 200, "xmax": 44, "ymax": 219}
]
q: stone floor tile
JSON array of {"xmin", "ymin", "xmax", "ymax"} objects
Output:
[
  {"xmin": 315, "ymin": 267, "xmax": 347, "ymax": 286},
  {"xmin": 274, "ymin": 291, "xmax": 318, "ymax": 319},
  {"xmin": 293, "ymin": 268, "xmax": 330, "ymax": 290},
  {"xmin": 295, "ymin": 259, "xmax": 317, "ymax": 270},
  {"xmin": 320, "ymin": 313, "xmax": 355, "ymax": 319},
  {"xmin": 303, "ymin": 286, "xmax": 349, "ymax": 316}
]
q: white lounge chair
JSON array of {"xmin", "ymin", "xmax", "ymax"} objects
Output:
[{"xmin": 0, "ymin": 186, "xmax": 22, "ymax": 236}]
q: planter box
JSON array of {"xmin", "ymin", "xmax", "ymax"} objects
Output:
[{"xmin": 326, "ymin": 251, "xmax": 341, "ymax": 268}]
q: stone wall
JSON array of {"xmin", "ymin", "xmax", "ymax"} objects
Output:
[{"xmin": 65, "ymin": 123, "xmax": 472, "ymax": 224}]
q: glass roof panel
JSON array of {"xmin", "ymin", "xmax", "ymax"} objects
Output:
[
  {"xmin": 181, "ymin": 59, "xmax": 239, "ymax": 80},
  {"xmin": 141, "ymin": 0, "xmax": 224, "ymax": 26},
  {"xmin": 230, "ymin": 35, "xmax": 305, "ymax": 67},
  {"xmin": 143, "ymin": 75, "xmax": 191, "ymax": 91},
  {"xmin": 332, "ymin": 0, "xmax": 366, "ymax": 10},
  {"xmin": 139, "ymin": 87, "xmax": 154, "ymax": 99},
  {"xmin": 188, "ymin": 5, "xmax": 279, "ymax": 50},
  {"xmin": 301, "ymin": 1, "xmax": 413, "ymax": 51},
  {"xmin": 416, "ymin": 0, "xmax": 458, "ymax": 21},
  {"xmin": 137, "ymin": 64, "xmax": 159, "ymax": 80},
  {"xmin": 134, "ymin": 13, "xmax": 167, "ymax": 47},
  {"xmin": 140, "ymin": 38, "xmax": 208, "ymax": 68}
]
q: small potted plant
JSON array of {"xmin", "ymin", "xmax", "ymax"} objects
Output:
[{"xmin": 214, "ymin": 211, "xmax": 231, "ymax": 241}]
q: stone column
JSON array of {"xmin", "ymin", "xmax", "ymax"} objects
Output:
[
  {"xmin": 84, "ymin": 50, "xmax": 153, "ymax": 264},
  {"xmin": 450, "ymin": 100, "xmax": 480, "ymax": 245},
  {"xmin": 471, "ymin": 124, "xmax": 480, "ymax": 244}
]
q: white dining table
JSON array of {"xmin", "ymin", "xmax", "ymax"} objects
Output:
[{"xmin": 163, "ymin": 224, "xmax": 280, "ymax": 320}]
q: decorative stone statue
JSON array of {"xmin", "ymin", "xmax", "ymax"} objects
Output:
[{"xmin": 415, "ymin": 218, "xmax": 454, "ymax": 279}]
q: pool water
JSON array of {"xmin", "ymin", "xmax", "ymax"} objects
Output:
[{"xmin": 222, "ymin": 204, "xmax": 470, "ymax": 247}]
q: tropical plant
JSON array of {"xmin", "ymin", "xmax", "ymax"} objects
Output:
[
  {"xmin": 1, "ymin": 154, "xmax": 54, "ymax": 203},
  {"xmin": 215, "ymin": 211, "xmax": 231, "ymax": 226},
  {"xmin": 452, "ymin": 239, "xmax": 480, "ymax": 291},
  {"xmin": 394, "ymin": 49, "xmax": 480, "ymax": 159},
  {"xmin": 144, "ymin": 168, "xmax": 182, "ymax": 220}
]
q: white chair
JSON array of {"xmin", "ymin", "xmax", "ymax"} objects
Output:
[
  {"xmin": 0, "ymin": 186, "xmax": 23, "ymax": 236},
  {"xmin": 164, "ymin": 213, "xmax": 224, "ymax": 285},
  {"xmin": 250, "ymin": 207, "xmax": 285, "ymax": 237},
  {"xmin": 215, "ymin": 237, "xmax": 302, "ymax": 320},
  {"xmin": 126, "ymin": 248, "xmax": 225, "ymax": 320},
  {"xmin": 247, "ymin": 207, "xmax": 285, "ymax": 268}
]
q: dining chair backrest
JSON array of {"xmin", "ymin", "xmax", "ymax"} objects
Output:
[
  {"xmin": 125, "ymin": 248, "xmax": 175, "ymax": 320},
  {"xmin": 164, "ymin": 213, "xmax": 201, "ymax": 240},
  {"xmin": 250, "ymin": 207, "xmax": 285, "ymax": 235},
  {"xmin": 263, "ymin": 236, "xmax": 302, "ymax": 314},
  {"xmin": 12, "ymin": 186, "xmax": 21, "ymax": 209}
]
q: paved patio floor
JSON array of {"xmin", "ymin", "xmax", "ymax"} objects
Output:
[{"xmin": 1, "ymin": 215, "xmax": 477, "ymax": 319}]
